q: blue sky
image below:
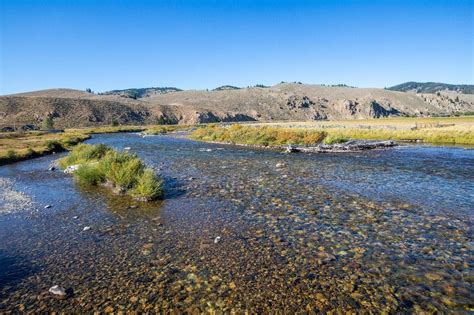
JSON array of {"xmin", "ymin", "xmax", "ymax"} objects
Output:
[{"xmin": 1, "ymin": 0, "xmax": 473, "ymax": 94}]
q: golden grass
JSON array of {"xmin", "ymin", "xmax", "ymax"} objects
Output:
[
  {"xmin": 253, "ymin": 116, "xmax": 474, "ymax": 130},
  {"xmin": 143, "ymin": 125, "xmax": 196, "ymax": 135},
  {"xmin": 0, "ymin": 123, "xmax": 197, "ymax": 165},
  {"xmin": 191, "ymin": 118, "xmax": 474, "ymax": 146},
  {"xmin": 0, "ymin": 131, "xmax": 91, "ymax": 165},
  {"xmin": 190, "ymin": 124, "xmax": 327, "ymax": 146},
  {"xmin": 322, "ymin": 125, "xmax": 474, "ymax": 145}
]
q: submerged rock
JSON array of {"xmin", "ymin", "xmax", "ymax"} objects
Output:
[
  {"xmin": 48, "ymin": 285, "xmax": 66, "ymax": 297},
  {"xmin": 214, "ymin": 236, "xmax": 221, "ymax": 244}
]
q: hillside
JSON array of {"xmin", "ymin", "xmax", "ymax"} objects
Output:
[
  {"xmin": 1, "ymin": 84, "xmax": 474, "ymax": 129},
  {"xmin": 388, "ymin": 82, "xmax": 474, "ymax": 94},
  {"xmin": 101, "ymin": 87, "xmax": 182, "ymax": 99}
]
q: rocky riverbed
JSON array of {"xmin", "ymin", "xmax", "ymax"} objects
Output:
[{"xmin": 0, "ymin": 133, "xmax": 472, "ymax": 312}]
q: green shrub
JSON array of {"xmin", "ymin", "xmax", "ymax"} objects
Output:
[
  {"xmin": 45, "ymin": 140, "xmax": 64, "ymax": 152},
  {"xmin": 59, "ymin": 143, "xmax": 110, "ymax": 169},
  {"xmin": 130, "ymin": 169, "xmax": 164, "ymax": 200},
  {"xmin": 61, "ymin": 144, "xmax": 163, "ymax": 201},
  {"xmin": 323, "ymin": 135, "xmax": 349, "ymax": 145},
  {"xmin": 6, "ymin": 150, "xmax": 17, "ymax": 160},
  {"xmin": 74, "ymin": 163, "xmax": 104, "ymax": 185},
  {"xmin": 42, "ymin": 116, "xmax": 54, "ymax": 130},
  {"xmin": 103, "ymin": 155, "xmax": 144, "ymax": 189}
]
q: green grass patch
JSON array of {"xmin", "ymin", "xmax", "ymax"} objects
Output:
[{"xmin": 59, "ymin": 144, "xmax": 163, "ymax": 201}]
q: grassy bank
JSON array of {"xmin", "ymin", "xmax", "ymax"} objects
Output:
[
  {"xmin": 190, "ymin": 124, "xmax": 327, "ymax": 146},
  {"xmin": 322, "ymin": 126, "xmax": 474, "ymax": 145},
  {"xmin": 59, "ymin": 144, "xmax": 163, "ymax": 201},
  {"xmin": 191, "ymin": 122, "xmax": 474, "ymax": 146},
  {"xmin": 0, "ymin": 124, "xmax": 197, "ymax": 166},
  {"xmin": 143, "ymin": 125, "xmax": 196, "ymax": 135},
  {"xmin": 0, "ymin": 131, "xmax": 91, "ymax": 165}
]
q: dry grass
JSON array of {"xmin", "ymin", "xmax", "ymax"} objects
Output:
[
  {"xmin": 322, "ymin": 125, "xmax": 474, "ymax": 145},
  {"xmin": 252, "ymin": 116, "xmax": 474, "ymax": 130},
  {"xmin": 0, "ymin": 131, "xmax": 90, "ymax": 165},
  {"xmin": 0, "ymin": 124, "xmax": 197, "ymax": 166},
  {"xmin": 192, "ymin": 117, "xmax": 474, "ymax": 146},
  {"xmin": 191, "ymin": 124, "xmax": 327, "ymax": 146}
]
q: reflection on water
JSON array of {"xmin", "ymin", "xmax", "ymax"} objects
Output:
[{"xmin": 0, "ymin": 133, "xmax": 472, "ymax": 312}]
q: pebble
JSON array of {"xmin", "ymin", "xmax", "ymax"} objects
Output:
[
  {"xmin": 44, "ymin": 205, "xmax": 52, "ymax": 209},
  {"xmin": 214, "ymin": 236, "xmax": 221, "ymax": 244},
  {"xmin": 83, "ymin": 226, "xmax": 91, "ymax": 231},
  {"xmin": 48, "ymin": 285, "xmax": 66, "ymax": 297}
]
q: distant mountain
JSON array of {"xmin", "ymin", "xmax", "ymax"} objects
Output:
[
  {"xmin": 101, "ymin": 87, "xmax": 182, "ymax": 99},
  {"xmin": 388, "ymin": 82, "xmax": 474, "ymax": 94},
  {"xmin": 213, "ymin": 85, "xmax": 241, "ymax": 91}
]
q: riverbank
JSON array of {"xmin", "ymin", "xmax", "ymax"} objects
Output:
[
  {"xmin": 191, "ymin": 120, "xmax": 474, "ymax": 146},
  {"xmin": 0, "ymin": 125, "xmax": 197, "ymax": 166}
]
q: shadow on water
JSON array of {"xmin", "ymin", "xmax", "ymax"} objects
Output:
[{"xmin": 0, "ymin": 250, "xmax": 37, "ymax": 290}]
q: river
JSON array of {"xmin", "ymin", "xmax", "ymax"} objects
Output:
[{"xmin": 0, "ymin": 133, "xmax": 472, "ymax": 312}]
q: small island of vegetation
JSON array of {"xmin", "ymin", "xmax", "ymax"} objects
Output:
[{"xmin": 59, "ymin": 144, "xmax": 163, "ymax": 201}]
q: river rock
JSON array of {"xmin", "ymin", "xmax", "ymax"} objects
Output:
[
  {"xmin": 294, "ymin": 140, "xmax": 397, "ymax": 153},
  {"xmin": 285, "ymin": 145, "xmax": 300, "ymax": 153},
  {"xmin": 48, "ymin": 285, "xmax": 66, "ymax": 297},
  {"xmin": 64, "ymin": 165, "xmax": 79, "ymax": 174}
]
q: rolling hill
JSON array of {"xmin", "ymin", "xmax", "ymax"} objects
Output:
[
  {"xmin": 388, "ymin": 82, "xmax": 474, "ymax": 94},
  {"xmin": 1, "ymin": 83, "xmax": 473, "ymax": 129}
]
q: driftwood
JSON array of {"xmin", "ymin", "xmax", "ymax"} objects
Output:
[{"xmin": 285, "ymin": 140, "xmax": 397, "ymax": 153}]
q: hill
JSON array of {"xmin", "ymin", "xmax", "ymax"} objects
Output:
[
  {"xmin": 1, "ymin": 84, "xmax": 473, "ymax": 129},
  {"xmin": 101, "ymin": 87, "xmax": 182, "ymax": 99},
  {"xmin": 388, "ymin": 82, "xmax": 474, "ymax": 94}
]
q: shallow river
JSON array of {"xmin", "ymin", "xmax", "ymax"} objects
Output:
[{"xmin": 0, "ymin": 133, "xmax": 473, "ymax": 312}]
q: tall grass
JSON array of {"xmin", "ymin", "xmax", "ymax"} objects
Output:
[
  {"xmin": 191, "ymin": 124, "xmax": 327, "ymax": 146},
  {"xmin": 323, "ymin": 126, "xmax": 474, "ymax": 145},
  {"xmin": 191, "ymin": 124, "xmax": 474, "ymax": 146},
  {"xmin": 59, "ymin": 144, "xmax": 163, "ymax": 201},
  {"xmin": 58, "ymin": 143, "xmax": 110, "ymax": 169}
]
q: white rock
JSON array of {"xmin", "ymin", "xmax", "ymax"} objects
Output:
[
  {"xmin": 275, "ymin": 163, "xmax": 286, "ymax": 168},
  {"xmin": 49, "ymin": 285, "xmax": 66, "ymax": 296},
  {"xmin": 214, "ymin": 236, "xmax": 221, "ymax": 244},
  {"xmin": 83, "ymin": 226, "xmax": 91, "ymax": 231},
  {"xmin": 64, "ymin": 165, "xmax": 79, "ymax": 174},
  {"xmin": 44, "ymin": 205, "xmax": 52, "ymax": 209},
  {"xmin": 73, "ymin": 216, "xmax": 78, "ymax": 219},
  {"xmin": 124, "ymin": 147, "xmax": 131, "ymax": 150}
]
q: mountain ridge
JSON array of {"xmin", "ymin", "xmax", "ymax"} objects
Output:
[{"xmin": 1, "ymin": 82, "xmax": 473, "ymax": 129}]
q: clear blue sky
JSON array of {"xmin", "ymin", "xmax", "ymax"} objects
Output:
[{"xmin": 1, "ymin": 0, "xmax": 473, "ymax": 95}]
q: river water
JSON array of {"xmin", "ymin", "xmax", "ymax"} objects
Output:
[{"xmin": 0, "ymin": 133, "xmax": 472, "ymax": 312}]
